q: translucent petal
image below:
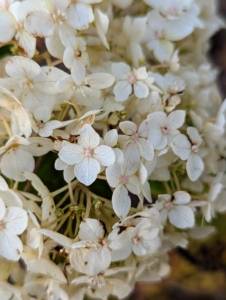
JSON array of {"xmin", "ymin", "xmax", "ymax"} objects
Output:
[
  {"xmin": 0, "ymin": 148, "xmax": 35, "ymax": 182},
  {"xmin": 34, "ymin": 66, "xmax": 67, "ymax": 94},
  {"xmin": 77, "ymin": 124, "xmax": 100, "ymax": 150},
  {"xmin": 134, "ymin": 82, "xmax": 149, "ymax": 99},
  {"xmin": 169, "ymin": 205, "xmax": 194, "ymax": 229},
  {"xmin": 93, "ymin": 145, "xmax": 115, "ymax": 166},
  {"xmin": 166, "ymin": 110, "xmax": 186, "ymax": 130},
  {"xmin": 119, "ymin": 121, "xmax": 137, "ymax": 135},
  {"xmin": 0, "ymin": 197, "xmax": 6, "ymax": 220},
  {"xmin": 112, "ymin": 185, "xmax": 131, "ymax": 218},
  {"xmin": 114, "ymin": 81, "xmax": 132, "ymax": 102},
  {"xmin": 173, "ymin": 191, "xmax": 191, "ymax": 205},
  {"xmin": 6, "ymin": 56, "xmax": 40, "ymax": 80},
  {"xmin": 74, "ymin": 157, "xmax": 100, "ymax": 186},
  {"xmin": 4, "ymin": 207, "xmax": 28, "ymax": 234},
  {"xmin": 24, "ymin": 11, "xmax": 54, "ymax": 38},
  {"xmin": 66, "ymin": 2, "xmax": 94, "ymax": 30},
  {"xmin": 112, "ymin": 62, "xmax": 131, "ymax": 80},
  {"xmin": 106, "ymin": 163, "xmax": 121, "ymax": 188},
  {"xmin": 15, "ymin": 29, "xmax": 36, "ymax": 58},
  {"xmin": 104, "ymin": 129, "xmax": 118, "ymax": 147},
  {"xmin": 71, "ymin": 59, "xmax": 86, "ymax": 86},
  {"xmin": 186, "ymin": 153, "xmax": 204, "ymax": 182},
  {"xmin": 59, "ymin": 144, "xmax": 84, "ymax": 165},
  {"xmin": 79, "ymin": 218, "xmax": 105, "ymax": 242},
  {"xmin": 0, "ymin": 231, "xmax": 23, "ymax": 261},
  {"xmin": 0, "ymin": 10, "xmax": 16, "ymax": 43},
  {"xmin": 85, "ymin": 246, "xmax": 111, "ymax": 276},
  {"xmin": 171, "ymin": 134, "xmax": 191, "ymax": 160},
  {"xmin": 86, "ymin": 73, "xmax": 115, "ymax": 89},
  {"xmin": 164, "ymin": 19, "xmax": 193, "ymax": 41}
]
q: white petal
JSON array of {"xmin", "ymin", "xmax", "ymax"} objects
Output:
[
  {"xmin": 114, "ymin": 81, "xmax": 132, "ymax": 102},
  {"xmin": 34, "ymin": 66, "xmax": 67, "ymax": 94},
  {"xmin": 166, "ymin": 110, "xmax": 186, "ymax": 130},
  {"xmin": 112, "ymin": 185, "xmax": 131, "ymax": 218},
  {"xmin": 148, "ymin": 126, "xmax": 167, "ymax": 150},
  {"xmin": 106, "ymin": 163, "xmax": 121, "ymax": 188},
  {"xmin": 0, "ymin": 176, "xmax": 8, "ymax": 191},
  {"xmin": 85, "ymin": 246, "xmax": 111, "ymax": 276},
  {"xmin": 111, "ymin": 62, "xmax": 131, "ymax": 80},
  {"xmin": 173, "ymin": 191, "xmax": 191, "ymax": 205},
  {"xmin": 27, "ymin": 137, "xmax": 53, "ymax": 156},
  {"xmin": 0, "ymin": 231, "xmax": 23, "ymax": 261},
  {"xmin": 114, "ymin": 148, "xmax": 124, "ymax": 165},
  {"xmin": 6, "ymin": 56, "xmax": 40, "ymax": 80},
  {"xmin": 94, "ymin": 8, "xmax": 109, "ymax": 49},
  {"xmin": 74, "ymin": 157, "xmax": 100, "ymax": 186},
  {"xmin": 93, "ymin": 145, "xmax": 115, "ymax": 166},
  {"xmin": 22, "ymin": 90, "xmax": 55, "ymax": 112},
  {"xmin": 77, "ymin": 124, "xmax": 100, "ymax": 150},
  {"xmin": 59, "ymin": 144, "xmax": 84, "ymax": 165},
  {"xmin": 0, "ymin": 148, "xmax": 35, "ymax": 182},
  {"xmin": 125, "ymin": 175, "xmax": 141, "ymax": 195},
  {"xmin": 15, "ymin": 29, "xmax": 36, "ymax": 58},
  {"xmin": 134, "ymin": 81, "xmax": 149, "ymax": 99},
  {"xmin": 0, "ymin": 197, "xmax": 6, "ymax": 220},
  {"xmin": 39, "ymin": 229, "xmax": 72, "ymax": 247},
  {"xmin": 0, "ymin": 10, "xmax": 16, "ymax": 43},
  {"xmin": 164, "ymin": 19, "xmax": 193, "ymax": 41},
  {"xmin": 186, "ymin": 153, "xmax": 204, "ymax": 182},
  {"xmin": 71, "ymin": 59, "xmax": 86, "ymax": 86},
  {"xmin": 46, "ymin": 26, "xmax": 65, "ymax": 59},
  {"xmin": 66, "ymin": 2, "xmax": 94, "ymax": 30},
  {"xmin": 4, "ymin": 207, "xmax": 28, "ymax": 235},
  {"xmin": 24, "ymin": 11, "xmax": 54, "ymax": 38},
  {"xmin": 86, "ymin": 73, "xmax": 115, "ymax": 89},
  {"xmin": 171, "ymin": 134, "xmax": 191, "ymax": 160},
  {"xmin": 79, "ymin": 218, "xmax": 105, "ymax": 242},
  {"xmin": 104, "ymin": 129, "xmax": 118, "ymax": 147},
  {"xmin": 169, "ymin": 205, "xmax": 194, "ymax": 228},
  {"xmin": 119, "ymin": 121, "xmax": 137, "ymax": 135},
  {"xmin": 64, "ymin": 165, "xmax": 75, "ymax": 183},
  {"xmin": 138, "ymin": 138, "xmax": 154, "ymax": 161}
]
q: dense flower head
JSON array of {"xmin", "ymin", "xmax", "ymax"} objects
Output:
[{"xmin": 0, "ymin": 0, "xmax": 225, "ymax": 299}]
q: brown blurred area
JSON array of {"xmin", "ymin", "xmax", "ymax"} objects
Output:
[{"xmin": 126, "ymin": 1, "xmax": 226, "ymax": 299}]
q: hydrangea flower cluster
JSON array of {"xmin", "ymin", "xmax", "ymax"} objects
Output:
[{"xmin": 0, "ymin": 0, "xmax": 225, "ymax": 299}]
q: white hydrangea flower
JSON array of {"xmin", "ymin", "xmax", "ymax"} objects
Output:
[
  {"xmin": 155, "ymin": 191, "xmax": 195, "ymax": 228},
  {"xmin": 171, "ymin": 127, "xmax": 204, "ymax": 181},
  {"xmin": 118, "ymin": 120, "xmax": 154, "ymax": 161},
  {"xmin": 144, "ymin": 9, "xmax": 194, "ymax": 62},
  {"xmin": 112, "ymin": 62, "xmax": 155, "ymax": 102},
  {"xmin": 59, "ymin": 124, "xmax": 115, "ymax": 186},
  {"xmin": 0, "ymin": 197, "xmax": 28, "ymax": 261},
  {"xmin": 106, "ymin": 147, "xmax": 140, "ymax": 218},
  {"xmin": 3, "ymin": 56, "xmax": 67, "ymax": 112},
  {"xmin": 147, "ymin": 110, "xmax": 185, "ymax": 150}
]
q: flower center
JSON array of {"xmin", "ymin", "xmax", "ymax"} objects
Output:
[
  {"xmin": 85, "ymin": 149, "xmax": 92, "ymax": 157},
  {"xmin": 162, "ymin": 127, "xmax": 168, "ymax": 134},
  {"xmin": 129, "ymin": 75, "xmax": 136, "ymax": 84},
  {"xmin": 165, "ymin": 202, "xmax": 173, "ymax": 210},
  {"xmin": 121, "ymin": 175, "xmax": 129, "ymax": 184},
  {"xmin": 191, "ymin": 144, "xmax": 198, "ymax": 152},
  {"xmin": 132, "ymin": 133, "xmax": 139, "ymax": 141},
  {"xmin": 133, "ymin": 236, "xmax": 141, "ymax": 244},
  {"xmin": 0, "ymin": 222, "xmax": 4, "ymax": 229}
]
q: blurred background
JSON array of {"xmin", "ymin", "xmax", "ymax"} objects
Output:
[{"xmin": 126, "ymin": 1, "xmax": 226, "ymax": 299}]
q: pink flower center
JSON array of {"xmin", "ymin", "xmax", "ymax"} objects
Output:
[
  {"xmin": 191, "ymin": 144, "xmax": 198, "ymax": 152},
  {"xmin": 165, "ymin": 202, "xmax": 173, "ymax": 210},
  {"xmin": 162, "ymin": 127, "xmax": 168, "ymax": 134},
  {"xmin": 156, "ymin": 31, "xmax": 163, "ymax": 39},
  {"xmin": 129, "ymin": 76, "xmax": 136, "ymax": 84},
  {"xmin": 132, "ymin": 133, "xmax": 139, "ymax": 141},
  {"xmin": 85, "ymin": 149, "xmax": 92, "ymax": 157},
  {"xmin": 133, "ymin": 236, "xmax": 141, "ymax": 244},
  {"xmin": 0, "ymin": 222, "xmax": 4, "ymax": 229},
  {"xmin": 121, "ymin": 175, "xmax": 129, "ymax": 184}
]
